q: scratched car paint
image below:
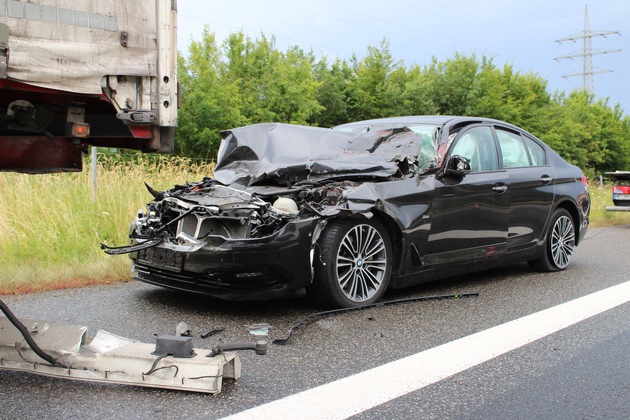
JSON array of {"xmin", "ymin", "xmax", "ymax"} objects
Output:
[{"xmin": 104, "ymin": 116, "xmax": 590, "ymax": 309}]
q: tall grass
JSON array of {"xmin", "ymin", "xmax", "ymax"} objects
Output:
[
  {"xmin": 0, "ymin": 155, "xmax": 214, "ymax": 294},
  {"xmin": 0, "ymin": 159, "xmax": 626, "ymax": 295}
]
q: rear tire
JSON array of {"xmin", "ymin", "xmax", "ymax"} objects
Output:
[
  {"xmin": 529, "ymin": 208, "xmax": 575, "ymax": 272},
  {"xmin": 309, "ymin": 218, "xmax": 392, "ymax": 308}
]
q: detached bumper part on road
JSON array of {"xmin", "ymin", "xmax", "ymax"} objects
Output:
[{"xmin": 0, "ymin": 317, "xmax": 244, "ymax": 394}]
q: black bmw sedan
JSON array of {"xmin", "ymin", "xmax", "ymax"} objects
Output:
[{"xmin": 104, "ymin": 116, "xmax": 590, "ymax": 308}]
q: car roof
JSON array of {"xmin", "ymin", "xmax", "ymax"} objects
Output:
[
  {"xmin": 335, "ymin": 115, "xmax": 527, "ymax": 128},
  {"xmin": 333, "ymin": 115, "xmax": 535, "ymax": 138},
  {"xmin": 335, "ymin": 115, "xmax": 461, "ymax": 127}
]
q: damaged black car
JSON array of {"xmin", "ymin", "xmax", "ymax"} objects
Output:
[{"xmin": 104, "ymin": 116, "xmax": 591, "ymax": 309}]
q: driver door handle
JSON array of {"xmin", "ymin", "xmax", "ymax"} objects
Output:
[{"xmin": 493, "ymin": 184, "xmax": 508, "ymax": 194}]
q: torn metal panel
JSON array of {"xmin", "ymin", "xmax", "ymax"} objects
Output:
[{"xmin": 0, "ymin": 317, "xmax": 241, "ymax": 394}]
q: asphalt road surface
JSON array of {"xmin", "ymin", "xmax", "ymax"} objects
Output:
[{"xmin": 1, "ymin": 225, "xmax": 629, "ymax": 419}]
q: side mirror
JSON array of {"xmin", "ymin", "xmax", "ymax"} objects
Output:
[{"xmin": 445, "ymin": 155, "xmax": 471, "ymax": 177}]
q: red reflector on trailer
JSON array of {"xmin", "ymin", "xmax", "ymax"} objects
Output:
[{"xmin": 71, "ymin": 122, "xmax": 90, "ymax": 138}]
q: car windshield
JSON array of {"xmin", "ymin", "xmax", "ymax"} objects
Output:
[{"xmin": 333, "ymin": 123, "xmax": 442, "ymax": 172}]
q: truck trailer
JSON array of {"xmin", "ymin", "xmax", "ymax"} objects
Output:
[{"xmin": 1, "ymin": 0, "xmax": 178, "ymax": 173}]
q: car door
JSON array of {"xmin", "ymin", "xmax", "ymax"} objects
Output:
[
  {"xmin": 494, "ymin": 126, "xmax": 555, "ymax": 253},
  {"xmin": 422, "ymin": 125, "xmax": 510, "ymax": 266}
]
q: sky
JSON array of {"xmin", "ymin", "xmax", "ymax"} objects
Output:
[{"xmin": 177, "ymin": 0, "xmax": 629, "ymax": 117}]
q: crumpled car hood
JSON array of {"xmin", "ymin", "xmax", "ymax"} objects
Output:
[
  {"xmin": 167, "ymin": 184, "xmax": 265, "ymax": 209},
  {"xmin": 214, "ymin": 123, "xmax": 423, "ymax": 186}
]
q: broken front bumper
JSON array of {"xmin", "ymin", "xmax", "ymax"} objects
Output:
[{"xmin": 131, "ymin": 217, "xmax": 323, "ymax": 301}]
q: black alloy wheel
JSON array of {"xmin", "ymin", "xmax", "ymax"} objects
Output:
[
  {"xmin": 310, "ymin": 218, "xmax": 392, "ymax": 308},
  {"xmin": 529, "ymin": 207, "xmax": 576, "ymax": 272}
]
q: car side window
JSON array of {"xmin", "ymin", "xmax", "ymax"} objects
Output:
[
  {"xmin": 450, "ymin": 126, "xmax": 498, "ymax": 172},
  {"xmin": 496, "ymin": 129, "xmax": 531, "ymax": 168},
  {"xmin": 523, "ymin": 135, "xmax": 547, "ymax": 166}
]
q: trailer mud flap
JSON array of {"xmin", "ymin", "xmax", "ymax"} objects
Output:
[{"xmin": 0, "ymin": 317, "xmax": 241, "ymax": 394}]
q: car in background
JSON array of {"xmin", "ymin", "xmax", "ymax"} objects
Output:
[
  {"xmin": 604, "ymin": 171, "xmax": 630, "ymax": 212},
  {"xmin": 104, "ymin": 116, "xmax": 591, "ymax": 308}
]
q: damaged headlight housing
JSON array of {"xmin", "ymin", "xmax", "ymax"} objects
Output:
[{"xmin": 130, "ymin": 205, "xmax": 162, "ymax": 238}]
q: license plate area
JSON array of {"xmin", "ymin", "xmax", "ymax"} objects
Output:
[{"xmin": 137, "ymin": 247, "xmax": 184, "ymax": 272}]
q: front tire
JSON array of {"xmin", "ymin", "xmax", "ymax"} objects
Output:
[
  {"xmin": 309, "ymin": 218, "xmax": 392, "ymax": 308},
  {"xmin": 529, "ymin": 208, "xmax": 576, "ymax": 272}
]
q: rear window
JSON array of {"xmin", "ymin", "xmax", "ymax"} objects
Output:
[{"xmin": 496, "ymin": 128, "xmax": 547, "ymax": 168}]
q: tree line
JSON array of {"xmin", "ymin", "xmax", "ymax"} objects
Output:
[{"xmin": 176, "ymin": 27, "xmax": 630, "ymax": 175}]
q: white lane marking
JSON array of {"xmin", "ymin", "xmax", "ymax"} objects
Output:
[{"xmin": 224, "ymin": 281, "xmax": 630, "ymax": 420}]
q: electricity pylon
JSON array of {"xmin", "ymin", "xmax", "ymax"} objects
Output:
[{"xmin": 555, "ymin": 4, "xmax": 621, "ymax": 94}]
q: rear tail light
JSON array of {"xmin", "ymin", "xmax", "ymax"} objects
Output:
[
  {"xmin": 612, "ymin": 185, "xmax": 630, "ymax": 194},
  {"xmin": 580, "ymin": 174, "xmax": 588, "ymax": 188}
]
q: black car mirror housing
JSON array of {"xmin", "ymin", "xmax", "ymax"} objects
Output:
[{"xmin": 445, "ymin": 155, "xmax": 471, "ymax": 177}]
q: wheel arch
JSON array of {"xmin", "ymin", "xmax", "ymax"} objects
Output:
[
  {"xmin": 312, "ymin": 210, "xmax": 403, "ymax": 280},
  {"xmin": 369, "ymin": 209, "xmax": 405, "ymax": 277},
  {"xmin": 307, "ymin": 211, "xmax": 395, "ymax": 308},
  {"xmin": 555, "ymin": 199, "xmax": 583, "ymax": 246}
]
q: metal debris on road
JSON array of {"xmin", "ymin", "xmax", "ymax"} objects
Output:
[
  {"xmin": 200, "ymin": 326, "xmax": 226, "ymax": 338},
  {"xmin": 246, "ymin": 323, "xmax": 272, "ymax": 336},
  {"xmin": 175, "ymin": 321, "xmax": 192, "ymax": 337}
]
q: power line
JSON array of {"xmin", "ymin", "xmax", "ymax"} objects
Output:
[{"xmin": 554, "ymin": 4, "xmax": 621, "ymax": 94}]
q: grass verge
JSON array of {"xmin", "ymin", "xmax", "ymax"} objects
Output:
[{"xmin": 0, "ymin": 155, "xmax": 214, "ymax": 295}]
